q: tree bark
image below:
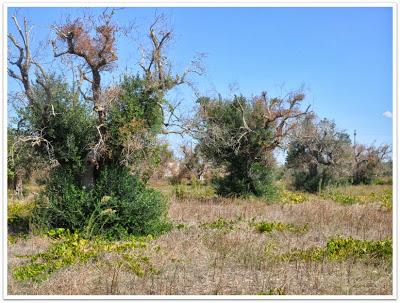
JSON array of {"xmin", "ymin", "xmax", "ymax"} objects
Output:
[
  {"xmin": 81, "ymin": 151, "xmax": 97, "ymax": 188},
  {"xmin": 14, "ymin": 171, "xmax": 24, "ymax": 198}
]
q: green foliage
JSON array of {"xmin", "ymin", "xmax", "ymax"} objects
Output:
[
  {"xmin": 201, "ymin": 218, "xmax": 236, "ymax": 231},
  {"xmin": 379, "ymin": 189, "xmax": 392, "ymax": 211},
  {"xmin": 249, "ymin": 162, "xmax": 278, "ymax": 199},
  {"xmin": 372, "ymin": 177, "xmax": 392, "ymax": 185},
  {"xmin": 252, "ymin": 221, "xmax": 308, "ymax": 234},
  {"xmin": 278, "ymin": 236, "xmax": 392, "ymax": 263},
  {"xmin": 322, "ymin": 190, "xmax": 358, "ymax": 205},
  {"xmin": 321, "ymin": 186, "xmax": 392, "ymax": 209},
  {"xmin": 19, "ymin": 77, "xmax": 96, "ymax": 173},
  {"xmin": 12, "ymin": 231, "xmax": 155, "ymax": 283},
  {"xmin": 32, "ymin": 169, "xmax": 96, "ymax": 233},
  {"xmin": 8, "ymin": 200, "xmax": 35, "ymax": 234},
  {"xmin": 196, "ymin": 96, "xmax": 279, "ymax": 198},
  {"xmin": 33, "ymin": 166, "xmax": 171, "ymax": 239},
  {"xmin": 285, "ymin": 117, "xmax": 353, "ymax": 193},
  {"xmin": 173, "ymin": 183, "xmax": 216, "ymax": 200},
  {"xmin": 175, "ymin": 223, "xmax": 186, "ymax": 230},
  {"xmin": 93, "ymin": 166, "xmax": 172, "ymax": 237},
  {"xmin": 326, "ymin": 236, "xmax": 392, "ymax": 261},
  {"xmin": 212, "ymin": 162, "xmax": 278, "ymax": 200},
  {"xmin": 278, "ymin": 188, "xmax": 309, "ymax": 204},
  {"xmin": 106, "ymin": 75, "xmax": 165, "ymax": 180},
  {"xmin": 290, "ymin": 170, "xmax": 325, "ymax": 193}
]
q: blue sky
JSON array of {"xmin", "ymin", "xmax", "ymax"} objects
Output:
[{"xmin": 7, "ymin": 7, "xmax": 393, "ymax": 160}]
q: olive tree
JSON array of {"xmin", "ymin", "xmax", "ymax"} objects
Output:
[
  {"xmin": 193, "ymin": 91, "xmax": 309, "ymax": 197},
  {"xmin": 285, "ymin": 115, "xmax": 354, "ymax": 192},
  {"xmin": 353, "ymin": 143, "xmax": 391, "ymax": 184},
  {"xmin": 7, "ymin": 10, "xmax": 202, "ymax": 237}
]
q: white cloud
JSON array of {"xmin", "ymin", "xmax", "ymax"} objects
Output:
[{"xmin": 383, "ymin": 111, "xmax": 393, "ymax": 119}]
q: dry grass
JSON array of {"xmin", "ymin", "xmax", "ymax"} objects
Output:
[{"xmin": 7, "ymin": 184, "xmax": 393, "ymax": 296}]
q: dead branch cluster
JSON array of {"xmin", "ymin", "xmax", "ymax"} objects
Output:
[
  {"xmin": 139, "ymin": 15, "xmax": 204, "ymax": 94},
  {"xmin": 195, "ymin": 91, "xmax": 310, "ymax": 160},
  {"xmin": 353, "ymin": 143, "xmax": 391, "ymax": 175},
  {"xmin": 52, "ymin": 11, "xmax": 118, "ymax": 123}
]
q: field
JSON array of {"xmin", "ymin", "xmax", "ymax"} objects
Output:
[{"xmin": 7, "ymin": 182, "xmax": 393, "ymax": 296}]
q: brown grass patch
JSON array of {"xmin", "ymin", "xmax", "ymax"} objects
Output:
[{"xmin": 8, "ymin": 185, "xmax": 392, "ymax": 295}]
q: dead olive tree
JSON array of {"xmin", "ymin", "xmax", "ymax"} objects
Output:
[
  {"xmin": 285, "ymin": 115, "xmax": 354, "ymax": 192},
  {"xmin": 353, "ymin": 143, "xmax": 391, "ymax": 184}
]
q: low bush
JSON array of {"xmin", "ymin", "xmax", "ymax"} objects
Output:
[
  {"xmin": 278, "ymin": 189, "xmax": 309, "ymax": 204},
  {"xmin": 201, "ymin": 218, "xmax": 237, "ymax": 231},
  {"xmin": 173, "ymin": 183, "xmax": 216, "ymax": 200},
  {"xmin": 33, "ymin": 166, "xmax": 172, "ymax": 239},
  {"xmin": 252, "ymin": 221, "xmax": 308, "ymax": 234},
  {"xmin": 379, "ymin": 189, "xmax": 392, "ymax": 211},
  {"xmin": 321, "ymin": 190, "xmax": 357, "ymax": 205},
  {"xmin": 212, "ymin": 163, "xmax": 278, "ymax": 202},
  {"xmin": 8, "ymin": 200, "xmax": 35, "ymax": 234},
  {"xmin": 326, "ymin": 236, "xmax": 392, "ymax": 261},
  {"xmin": 372, "ymin": 177, "xmax": 392, "ymax": 185}
]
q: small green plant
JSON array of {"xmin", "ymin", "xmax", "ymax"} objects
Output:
[
  {"xmin": 8, "ymin": 200, "xmax": 35, "ymax": 234},
  {"xmin": 277, "ymin": 236, "xmax": 392, "ymax": 263},
  {"xmin": 379, "ymin": 189, "xmax": 392, "ymax": 211},
  {"xmin": 326, "ymin": 236, "xmax": 392, "ymax": 261},
  {"xmin": 174, "ymin": 184, "xmax": 185, "ymax": 199},
  {"xmin": 175, "ymin": 223, "xmax": 186, "ymax": 230},
  {"xmin": 279, "ymin": 246, "xmax": 326, "ymax": 262},
  {"xmin": 201, "ymin": 218, "xmax": 236, "ymax": 231},
  {"xmin": 8, "ymin": 233, "xmax": 29, "ymax": 245},
  {"xmin": 322, "ymin": 190, "xmax": 358, "ymax": 205},
  {"xmin": 372, "ymin": 177, "xmax": 392, "ymax": 185},
  {"xmin": 12, "ymin": 231, "xmax": 155, "ymax": 283},
  {"xmin": 321, "ymin": 185, "xmax": 393, "ymax": 208},
  {"xmin": 279, "ymin": 189, "xmax": 309, "ymax": 204},
  {"xmin": 173, "ymin": 183, "xmax": 216, "ymax": 200},
  {"xmin": 47, "ymin": 228, "xmax": 66, "ymax": 238},
  {"xmin": 252, "ymin": 221, "xmax": 308, "ymax": 234}
]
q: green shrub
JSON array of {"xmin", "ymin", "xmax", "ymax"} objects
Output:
[
  {"xmin": 33, "ymin": 166, "xmax": 171, "ymax": 239},
  {"xmin": 380, "ymin": 189, "xmax": 392, "ymax": 211},
  {"xmin": 278, "ymin": 236, "xmax": 392, "ymax": 263},
  {"xmin": 326, "ymin": 236, "xmax": 392, "ymax": 261},
  {"xmin": 212, "ymin": 163, "xmax": 278, "ymax": 201},
  {"xmin": 252, "ymin": 221, "xmax": 308, "ymax": 234},
  {"xmin": 321, "ymin": 186, "xmax": 392, "ymax": 209},
  {"xmin": 201, "ymin": 218, "xmax": 236, "ymax": 231},
  {"xmin": 249, "ymin": 163, "xmax": 278, "ymax": 200},
  {"xmin": 291, "ymin": 171, "xmax": 324, "ymax": 193},
  {"xmin": 278, "ymin": 189, "xmax": 309, "ymax": 204},
  {"xmin": 372, "ymin": 177, "xmax": 392, "ymax": 185},
  {"xmin": 8, "ymin": 200, "xmax": 35, "ymax": 234},
  {"xmin": 32, "ymin": 169, "xmax": 96, "ymax": 233},
  {"xmin": 322, "ymin": 190, "xmax": 357, "ymax": 205},
  {"xmin": 93, "ymin": 166, "xmax": 172, "ymax": 237},
  {"xmin": 173, "ymin": 183, "xmax": 216, "ymax": 200}
]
